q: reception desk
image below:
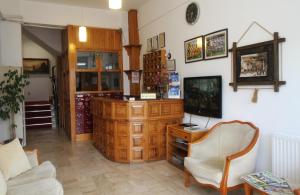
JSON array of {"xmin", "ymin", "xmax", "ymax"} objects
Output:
[{"xmin": 91, "ymin": 97, "xmax": 184, "ymax": 163}]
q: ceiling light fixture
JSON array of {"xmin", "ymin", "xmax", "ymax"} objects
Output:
[
  {"xmin": 109, "ymin": 0, "xmax": 122, "ymax": 9},
  {"xmin": 79, "ymin": 26, "xmax": 87, "ymax": 42},
  {"xmin": 79, "ymin": 8, "xmax": 87, "ymax": 42}
]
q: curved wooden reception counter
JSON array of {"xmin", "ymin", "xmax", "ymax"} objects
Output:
[{"xmin": 91, "ymin": 97, "xmax": 184, "ymax": 163}]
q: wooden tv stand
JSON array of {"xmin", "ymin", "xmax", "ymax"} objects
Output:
[
  {"xmin": 167, "ymin": 125, "xmax": 208, "ymax": 169},
  {"xmin": 91, "ymin": 97, "xmax": 184, "ymax": 163}
]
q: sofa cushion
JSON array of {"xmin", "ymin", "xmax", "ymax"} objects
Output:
[
  {"xmin": 0, "ymin": 170, "xmax": 7, "ymax": 195},
  {"xmin": 7, "ymin": 161, "xmax": 56, "ymax": 187},
  {"xmin": 7, "ymin": 178, "xmax": 63, "ymax": 195},
  {"xmin": 0, "ymin": 139, "xmax": 31, "ymax": 180},
  {"xmin": 184, "ymin": 157, "xmax": 224, "ymax": 184}
]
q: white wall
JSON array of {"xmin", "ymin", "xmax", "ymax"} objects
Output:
[
  {"xmin": 20, "ymin": 0, "xmax": 130, "ymax": 95},
  {"xmin": 0, "ymin": 21, "xmax": 24, "ymax": 142},
  {"xmin": 0, "ymin": 0, "xmax": 130, "ymax": 142},
  {"xmin": 23, "ymin": 26, "xmax": 63, "ymax": 54},
  {"xmin": 139, "ymin": 0, "xmax": 300, "ymax": 171},
  {"xmin": 22, "ymin": 34, "xmax": 56, "ymax": 101}
]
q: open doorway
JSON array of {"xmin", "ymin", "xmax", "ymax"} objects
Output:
[{"xmin": 22, "ymin": 25, "xmax": 63, "ymax": 133}]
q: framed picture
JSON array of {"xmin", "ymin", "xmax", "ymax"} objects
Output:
[
  {"xmin": 184, "ymin": 36, "xmax": 204, "ymax": 63},
  {"xmin": 131, "ymin": 71, "xmax": 140, "ymax": 84},
  {"xmin": 152, "ymin": 35, "xmax": 159, "ymax": 50},
  {"xmin": 167, "ymin": 59, "xmax": 176, "ymax": 71},
  {"xmin": 236, "ymin": 42, "xmax": 274, "ymax": 83},
  {"xmin": 147, "ymin": 38, "xmax": 152, "ymax": 52},
  {"xmin": 159, "ymin": 32, "xmax": 165, "ymax": 48},
  {"xmin": 23, "ymin": 58, "xmax": 50, "ymax": 74},
  {"xmin": 204, "ymin": 29, "xmax": 228, "ymax": 60}
]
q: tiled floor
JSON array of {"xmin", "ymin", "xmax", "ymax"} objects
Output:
[{"xmin": 26, "ymin": 129, "xmax": 243, "ymax": 195}]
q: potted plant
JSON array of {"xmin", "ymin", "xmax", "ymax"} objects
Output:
[{"xmin": 0, "ymin": 69, "xmax": 30, "ymax": 142}]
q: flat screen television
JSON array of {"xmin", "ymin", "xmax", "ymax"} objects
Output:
[{"xmin": 184, "ymin": 76, "xmax": 222, "ymax": 118}]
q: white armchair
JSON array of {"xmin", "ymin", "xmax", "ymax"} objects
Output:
[{"xmin": 184, "ymin": 120, "xmax": 260, "ymax": 195}]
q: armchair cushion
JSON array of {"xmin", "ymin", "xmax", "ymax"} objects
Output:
[
  {"xmin": 184, "ymin": 157, "xmax": 224, "ymax": 184},
  {"xmin": 7, "ymin": 161, "xmax": 56, "ymax": 187}
]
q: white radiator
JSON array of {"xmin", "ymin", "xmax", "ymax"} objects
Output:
[{"xmin": 272, "ymin": 133, "xmax": 300, "ymax": 186}]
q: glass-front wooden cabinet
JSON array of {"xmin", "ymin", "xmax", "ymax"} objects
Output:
[{"xmin": 75, "ymin": 51, "xmax": 122, "ymax": 92}]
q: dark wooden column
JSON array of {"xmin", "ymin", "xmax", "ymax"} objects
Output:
[{"xmin": 124, "ymin": 10, "xmax": 142, "ymax": 96}]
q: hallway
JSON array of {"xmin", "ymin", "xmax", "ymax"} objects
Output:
[{"xmin": 26, "ymin": 129, "xmax": 242, "ymax": 195}]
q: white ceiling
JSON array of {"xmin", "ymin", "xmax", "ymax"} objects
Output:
[{"xmin": 24, "ymin": 0, "xmax": 151, "ymax": 10}]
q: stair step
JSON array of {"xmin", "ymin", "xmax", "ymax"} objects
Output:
[
  {"xmin": 25, "ymin": 104, "xmax": 51, "ymax": 107},
  {"xmin": 26, "ymin": 117, "xmax": 52, "ymax": 125},
  {"xmin": 25, "ymin": 101, "xmax": 50, "ymax": 105},
  {"xmin": 25, "ymin": 110, "xmax": 52, "ymax": 118},
  {"xmin": 25, "ymin": 105, "xmax": 51, "ymax": 111},
  {"xmin": 26, "ymin": 123, "xmax": 52, "ymax": 130}
]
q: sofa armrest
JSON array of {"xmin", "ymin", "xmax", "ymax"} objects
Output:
[{"xmin": 25, "ymin": 149, "xmax": 39, "ymax": 167}]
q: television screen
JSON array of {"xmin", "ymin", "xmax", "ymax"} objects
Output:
[{"xmin": 184, "ymin": 76, "xmax": 222, "ymax": 118}]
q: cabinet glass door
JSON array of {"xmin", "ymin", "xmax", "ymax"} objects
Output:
[
  {"xmin": 101, "ymin": 52, "xmax": 119, "ymax": 71},
  {"xmin": 77, "ymin": 51, "xmax": 98, "ymax": 69},
  {"xmin": 101, "ymin": 72, "xmax": 120, "ymax": 91},
  {"xmin": 76, "ymin": 72, "xmax": 98, "ymax": 91}
]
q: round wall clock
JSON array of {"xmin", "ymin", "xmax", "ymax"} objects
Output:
[{"xmin": 186, "ymin": 2, "xmax": 200, "ymax": 25}]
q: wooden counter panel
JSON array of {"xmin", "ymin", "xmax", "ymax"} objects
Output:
[
  {"xmin": 148, "ymin": 102, "xmax": 161, "ymax": 117},
  {"xmin": 92, "ymin": 98, "xmax": 183, "ymax": 163},
  {"xmin": 115, "ymin": 102, "xmax": 128, "ymax": 119},
  {"xmin": 171, "ymin": 102, "xmax": 184, "ymax": 115},
  {"xmin": 129, "ymin": 102, "xmax": 147, "ymax": 119},
  {"xmin": 115, "ymin": 148, "xmax": 129, "ymax": 163},
  {"xmin": 116, "ymin": 121, "xmax": 130, "ymax": 136},
  {"xmin": 130, "ymin": 122, "xmax": 145, "ymax": 135},
  {"xmin": 148, "ymin": 120, "xmax": 160, "ymax": 134},
  {"xmin": 161, "ymin": 104, "xmax": 172, "ymax": 116},
  {"xmin": 103, "ymin": 101, "xmax": 113, "ymax": 119}
]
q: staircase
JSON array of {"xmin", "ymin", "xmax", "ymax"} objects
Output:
[{"xmin": 25, "ymin": 101, "xmax": 53, "ymax": 129}]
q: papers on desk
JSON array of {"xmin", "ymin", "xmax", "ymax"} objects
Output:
[{"xmin": 242, "ymin": 171, "xmax": 293, "ymax": 194}]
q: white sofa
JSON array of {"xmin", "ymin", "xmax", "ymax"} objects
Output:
[{"xmin": 2, "ymin": 150, "xmax": 63, "ymax": 195}]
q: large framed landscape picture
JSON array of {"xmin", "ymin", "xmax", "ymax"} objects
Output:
[
  {"xmin": 204, "ymin": 29, "xmax": 228, "ymax": 60},
  {"xmin": 23, "ymin": 58, "xmax": 50, "ymax": 74},
  {"xmin": 184, "ymin": 36, "xmax": 204, "ymax": 63}
]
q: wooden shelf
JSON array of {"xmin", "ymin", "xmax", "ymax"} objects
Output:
[
  {"xmin": 143, "ymin": 49, "xmax": 167, "ymax": 91},
  {"xmin": 170, "ymin": 142, "xmax": 188, "ymax": 152},
  {"xmin": 101, "ymin": 70, "xmax": 122, "ymax": 73},
  {"xmin": 167, "ymin": 125, "xmax": 208, "ymax": 170},
  {"xmin": 75, "ymin": 90, "xmax": 123, "ymax": 94},
  {"xmin": 123, "ymin": 44, "xmax": 142, "ymax": 48}
]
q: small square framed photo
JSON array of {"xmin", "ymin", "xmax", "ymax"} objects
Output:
[
  {"xmin": 147, "ymin": 38, "xmax": 152, "ymax": 52},
  {"xmin": 167, "ymin": 59, "xmax": 176, "ymax": 71},
  {"xmin": 204, "ymin": 29, "xmax": 228, "ymax": 60},
  {"xmin": 152, "ymin": 35, "xmax": 159, "ymax": 50},
  {"xmin": 184, "ymin": 36, "xmax": 204, "ymax": 63},
  {"xmin": 159, "ymin": 32, "xmax": 165, "ymax": 48}
]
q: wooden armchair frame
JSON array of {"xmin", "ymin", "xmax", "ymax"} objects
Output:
[{"xmin": 184, "ymin": 120, "xmax": 260, "ymax": 195}]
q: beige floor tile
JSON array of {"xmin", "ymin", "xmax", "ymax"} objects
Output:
[{"xmin": 26, "ymin": 129, "xmax": 241, "ymax": 195}]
